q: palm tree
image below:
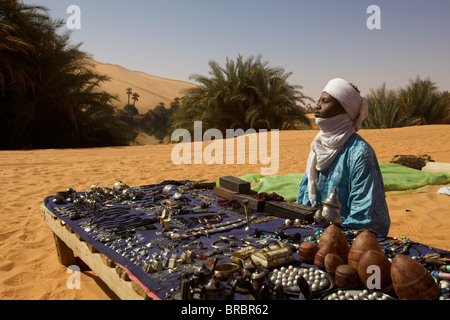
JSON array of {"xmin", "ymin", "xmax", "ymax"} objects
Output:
[
  {"xmin": 0, "ymin": 0, "xmax": 134, "ymax": 148},
  {"xmin": 363, "ymin": 83, "xmax": 409, "ymax": 129},
  {"xmin": 132, "ymin": 92, "xmax": 140, "ymax": 106},
  {"xmin": 0, "ymin": 18, "xmax": 35, "ymax": 96},
  {"xmin": 172, "ymin": 55, "xmax": 312, "ymax": 136},
  {"xmin": 363, "ymin": 78, "xmax": 450, "ymax": 129},
  {"xmin": 126, "ymin": 87, "xmax": 132, "ymax": 104},
  {"xmin": 399, "ymin": 76, "xmax": 450, "ymax": 125}
]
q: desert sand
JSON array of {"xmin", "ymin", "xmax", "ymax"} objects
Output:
[
  {"xmin": 0, "ymin": 124, "xmax": 449, "ymax": 300},
  {"xmin": 91, "ymin": 59, "xmax": 196, "ymax": 113}
]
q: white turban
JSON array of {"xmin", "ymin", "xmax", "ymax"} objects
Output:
[
  {"xmin": 305, "ymin": 78, "xmax": 368, "ymax": 206},
  {"xmin": 323, "ymin": 78, "xmax": 369, "ymax": 131}
]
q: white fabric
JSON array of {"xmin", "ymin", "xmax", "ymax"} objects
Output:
[
  {"xmin": 306, "ymin": 113, "xmax": 355, "ymax": 205},
  {"xmin": 306, "ymin": 78, "xmax": 369, "ymax": 206},
  {"xmin": 323, "ymin": 78, "xmax": 369, "ymax": 131}
]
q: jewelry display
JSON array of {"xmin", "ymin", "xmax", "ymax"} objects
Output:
[{"xmin": 46, "ymin": 177, "xmax": 449, "ymax": 301}]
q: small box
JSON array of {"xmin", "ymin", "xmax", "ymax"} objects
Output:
[
  {"xmin": 231, "ymin": 193, "xmax": 265, "ymax": 212},
  {"xmin": 213, "ymin": 186, "xmax": 238, "ymax": 200},
  {"xmin": 251, "ymin": 244, "xmax": 294, "ymax": 268},
  {"xmin": 264, "ymin": 201, "xmax": 316, "ymax": 222},
  {"xmin": 219, "ymin": 176, "xmax": 251, "ymax": 193}
]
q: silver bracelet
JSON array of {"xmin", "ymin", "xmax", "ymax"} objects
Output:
[{"xmin": 162, "ymin": 184, "xmax": 183, "ymax": 200}]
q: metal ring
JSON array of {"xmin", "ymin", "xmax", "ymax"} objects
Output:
[
  {"xmin": 211, "ymin": 239, "xmax": 231, "ymax": 249},
  {"xmin": 162, "ymin": 184, "xmax": 183, "ymax": 200}
]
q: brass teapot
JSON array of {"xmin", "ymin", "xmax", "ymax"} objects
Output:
[{"xmin": 314, "ymin": 187, "xmax": 342, "ymax": 227}]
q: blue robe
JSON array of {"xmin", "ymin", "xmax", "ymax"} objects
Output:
[{"xmin": 296, "ymin": 133, "xmax": 391, "ymax": 235}]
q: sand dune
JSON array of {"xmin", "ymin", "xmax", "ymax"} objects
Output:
[
  {"xmin": 0, "ymin": 125, "xmax": 449, "ymax": 299},
  {"xmin": 90, "ymin": 59, "xmax": 197, "ymax": 114}
]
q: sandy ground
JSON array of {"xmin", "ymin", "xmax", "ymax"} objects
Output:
[{"xmin": 0, "ymin": 124, "xmax": 449, "ymax": 300}]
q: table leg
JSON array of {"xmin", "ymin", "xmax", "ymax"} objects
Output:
[{"xmin": 52, "ymin": 232, "xmax": 77, "ymax": 266}]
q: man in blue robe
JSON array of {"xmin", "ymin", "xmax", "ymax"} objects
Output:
[{"xmin": 296, "ymin": 78, "xmax": 390, "ymax": 235}]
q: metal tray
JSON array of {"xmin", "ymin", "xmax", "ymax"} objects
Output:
[
  {"xmin": 268, "ymin": 266, "xmax": 334, "ymax": 297},
  {"xmin": 320, "ymin": 288, "xmax": 397, "ymax": 300}
]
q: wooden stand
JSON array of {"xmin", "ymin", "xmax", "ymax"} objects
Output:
[{"xmin": 41, "ymin": 203, "xmax": 155, "ymax": 300}]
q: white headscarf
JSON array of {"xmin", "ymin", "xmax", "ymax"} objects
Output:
[{"xmin": 306, "ymin": 78, "xmax": 369, "ymax": 206}]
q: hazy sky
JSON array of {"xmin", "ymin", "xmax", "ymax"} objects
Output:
[{"xmin": 24, "ymin": 0, "xmax": 450, "ymax": 101}]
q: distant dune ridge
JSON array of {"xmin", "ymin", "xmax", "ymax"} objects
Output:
[{"xmin": 90, "ymin": 59, "xmax": 197, "ymax": 114}]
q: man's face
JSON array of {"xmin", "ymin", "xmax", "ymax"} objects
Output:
[{"xmin": 315, "ymin": 92, "xmax": 346, "ymax": 118}]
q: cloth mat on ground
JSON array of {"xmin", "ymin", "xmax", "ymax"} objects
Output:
[{"xmin": 236, "ymin": 162, "xmax": 450, "ymax": 202}]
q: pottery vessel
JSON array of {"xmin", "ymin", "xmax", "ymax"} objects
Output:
[
  {"xmin": 324, "ymin": 253, "xmax": 346, "ymax": 278},
  {"xmin": 314, "ymin": 224, "xmax": 349, "ymax": 270},
  {"xmin": 335, "ymin": 264, "xmax": 361, "ymax": 289},
  {"xmin": 298, "ymin": 241, "xmax": 318, "ymax": 263},
  {"xmin": 391, "ymin": 254, "xmax": 440, "ymax": 300},
  {"xmin": 358, "ymin": 250, "xmax": 392, "ymax": 293},
  {"xmin": 348, "ymin": 230, "xmax": 382, "ymax": 270}
]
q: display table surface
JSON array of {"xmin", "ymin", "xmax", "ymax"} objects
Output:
[{"xmin": 41, "ymin": 182, "xmax": 449, "ymax": 300}]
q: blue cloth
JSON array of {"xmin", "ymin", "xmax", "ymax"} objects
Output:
[{"xmin": 296, "ymin": 133, "xmax": 391, "ymax": 236}]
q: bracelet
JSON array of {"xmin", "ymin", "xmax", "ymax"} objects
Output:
[
  {"xmin": 211, "ymin": 238, "xmax": 236, "ymax": 250},
  {"xmin": 275, "ymin": 225, "xmax": 305, "ymax": 243},
  {"xmin": 162, "ymin": 184, "xmax": 183, "ymax": 200},
  {"xmin": 198, "ymin": 215, "xmax": 222, "ymax": 225}
]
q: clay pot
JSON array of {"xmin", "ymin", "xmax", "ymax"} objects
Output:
[
  {"xmin": 334, "ymin": 264, "xmax": 361, "ymax": 289},
  {"xmin": 358, "ymin": 250, "xmax": 392, "ymax": 293},
  {"xmin": 298, "ymin": 241, "xmax": 318, "ymax": 263},
  {"xmin": 314, "ymin": 224, "xmax": 349, "ymax": 270},
  {"xmin": 324, "ymin": 253, "xmax": 346, "ymax": 278},
  {"xmin": 391, "ymin": 254, "xmax": 440, "ymax": 300},
  {"xmin": 348, "ymin": 230, "xmax": 382, "ymax": 270}
]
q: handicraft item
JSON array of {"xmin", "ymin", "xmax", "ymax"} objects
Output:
[
  {"xmin": 324, "ymin": 253, "xmax": 346, "ymax": 278},
  {"xmin": 251, "ymin": 244, "xmax": 294, "ymax": 268},
  {"xmin": 357, "ymin": 249, "xmax": 392, "ymax": 293},
  {"xmin": 348, "ymin": 230, "xmax": 382, "ymax": 270},
  {"xmin": 297, "ymin": 241, "xmax": 319, "ymax": 263},
  {"xmin": 321, "ymin": 289, "xmax": 395, "ymax": 300},
  {"xmin": 391, "ymin": 254, "xmax": 440, "ymax": 300},
  {"xmin": 264, "ymin": 201, "xmax": 316, "ymax": 222},
  {"xmin": 268, "ymin": 266, "xmax": 334, "ymax": 297},
  {"xmin": 334, "ymin": 264, "xmax": 361, "ymax": 289},
  {"xmin": 218, "ymin": 176, "xmax": 251, "ymax": 193},
  {"xmin": 314, "ymin": 224, "xmax": 349, "ymax": 270},
  {"xmin": 313, "ymin": 186, "xmax": 342, "ymax": 227}
]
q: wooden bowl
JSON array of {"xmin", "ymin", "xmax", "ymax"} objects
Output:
[
  {"xmin": 391, "ymin": 254, "xmax": 440, "ymax": 300},
  {"xmin": 298, "ymin": 241, "xmax": 318, "ymax": 263},
  {"xmin": 348, "ymin": 230, "xmax": 382, "ymax": 270},
  {"xmin": 324, "ymin": 253, "xmax": 346, "ymax": 278},
  {"xmin": 358, "ymin": 250, "xmax": 392, "ymax": 293},
  {"xmin": 334, "ymin": 264, "xmax": 361, "ymax": 289}
]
